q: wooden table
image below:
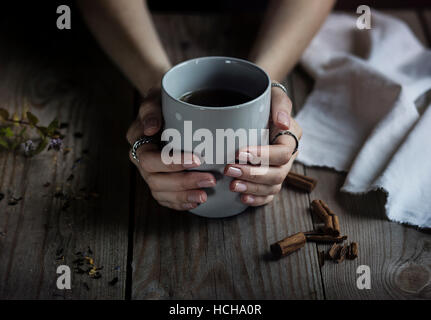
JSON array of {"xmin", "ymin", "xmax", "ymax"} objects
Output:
[{"xmin": 0, "ymin": 10, "xmax": 430, "ymax": 300}]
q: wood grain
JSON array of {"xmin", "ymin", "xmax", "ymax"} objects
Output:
[
  {"xmin": 290, "ymin": 10, "xmax": 431, "ymax": 299},
  {"xmin": 0, "ymin": 23, "xmax": 133, "ymax": 299},
  {"xmin": 131, "ymin": 14, "xmax": 324, "ymax": 300}
]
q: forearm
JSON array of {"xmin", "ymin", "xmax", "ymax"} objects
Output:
[
  {"xmin": 78, "ymin": 0, "xmax": 171, "ymax": 95},
  {"xmin": 250, "ymin": 0, "xmax": 335, "ymax": 81}
]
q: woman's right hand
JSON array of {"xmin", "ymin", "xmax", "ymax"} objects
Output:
[{"xmin": 126, "ymin": 88, "xmax": 217, "ymax": 211}]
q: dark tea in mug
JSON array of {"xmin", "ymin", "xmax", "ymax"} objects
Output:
[{"xmin": 179, "ymin": 88, "xmax": 252, "ymax": 107}]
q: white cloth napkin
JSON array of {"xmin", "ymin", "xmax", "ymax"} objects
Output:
[{"xmin": 296, "ymin": 11, "xmax": 431, "ymax": 228}]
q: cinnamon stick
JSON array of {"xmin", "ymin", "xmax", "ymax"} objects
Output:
[
  {"xmin": 270, "ymin": 232, "xmax": 306, "ymax": 259},
  {"xmin": 310, "ymin": 200, "xmax": 329, "ymax": 221},
  {"xmin": 335, "ymin": 243, "xmax": 348, "ymax": 264},
  {"xmin": 332, "ymin": 215, "xmax": 340, "ymax": 237},
  {"xmin": 328, "ymin": 243, "xmax": 341, "ymax": 260},
  {"xmin": 311, "ymin": 200, "xmax": 340, "ymax": 236},
  {"xmin": 285, "ymin": 172, "xmax": 317, "ymax": 193},
  {"xmin": 347, "ymin": 242, "xmax": 358, "ymax": 260},
  {"xmin": 305, "ymin": 234, "xmax": 347, "ymax": 243}
]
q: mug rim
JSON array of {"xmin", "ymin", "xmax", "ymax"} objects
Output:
[{"xmin": 161, "ymin": 56, "xmax": 271, "ymax": 110}]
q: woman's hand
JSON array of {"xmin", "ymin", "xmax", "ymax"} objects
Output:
[
  {"xmin": 224, "ymin": 85, "xmax": 302, "ymax": 206},
  {"xmin": 126, "ymin": 88, "xmax": 217, "ymax": 211}
]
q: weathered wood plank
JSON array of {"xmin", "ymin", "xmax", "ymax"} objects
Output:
[
  {"xmin": 131, "ymin": 14, "xmax": 324, "ymax": 300},
  {"xmin": 0, "ymin": 21, "xmax": 133, "ymax": 298},
  {"xmin": 291, "ymin": 10, "xmax": 431, "ymax": 299}
]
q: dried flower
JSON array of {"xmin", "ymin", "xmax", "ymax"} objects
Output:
[
  {"xmin": 48, "ymin": 138, "xmax": 62, "ymax": 151},
  {"xmin": 22, "ymin": 139, "xmax": 34, "ymax": 155}
]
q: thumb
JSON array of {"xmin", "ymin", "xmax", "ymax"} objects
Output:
[
  {"xmin": 138, "ymin": 90, "xmax": 163, "ymax": 136},
  {"xmin": 271, "ymin": 84, "xmax": 293, "ymax": 130}
]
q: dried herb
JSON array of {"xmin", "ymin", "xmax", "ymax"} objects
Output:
[
  {"xmin": 72, "ymin": 250, "xmax": 103, "ymax": 280},
  {"xmin": 108, "ymin": 277, "xmax": 118, "ymax": 286},
  {"xmin": 0, "ymin": 107, "xmax": 62, "ymax": 156},
  {"xmin": 8, "ymin": 196, "xmax": 22, "ymax": 206}
]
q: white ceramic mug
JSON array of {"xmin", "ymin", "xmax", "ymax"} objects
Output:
[{"xmin": 161, "ymin": 56, "xmax": 271, "ymax": 218}]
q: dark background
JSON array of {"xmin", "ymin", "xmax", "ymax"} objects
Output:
[
  {"xmin": 0, "ymin": 0, "xmax": 429, "ymax": 80},
  {"xmin": 2, "ymin": 0, "xmax": 429, "ymax": 48}
]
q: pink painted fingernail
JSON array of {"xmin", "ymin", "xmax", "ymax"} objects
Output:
[
  {"xmin": 234, "ymin": 182, "xmax": 247, "ymax": 192},
  {"xmin": 182, "ymin": 203, "xmax": 196, "ymax": 210},
  {"xmin": 277, "ymin": 111, "xmax": 290, "ymax": 128},
  {"xmin": 187, "ymin": 193, "xmax": 204, "ymax": 203},
  {"xmin": 197, "ymin": 179, "xmax": 216, "ymax": 188},
  {"xmin": 183, "ymin": 155, "xmax": 201, "ymax": 168},
  {"xmin": 225, "ymin": 166, "xmax": 242, "ymax": 177},
  {"xmin": 243, "ymin": 195, "xmax": 255, "ymax": 204}
]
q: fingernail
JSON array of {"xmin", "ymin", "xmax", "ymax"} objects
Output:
[
  {"xmin": 143, "ymin": 117, "xmax": 159, "ymax": 131},
  {"xmin": 243, "ymin": 195, "xmax": 255, "ymax": 204},
  {"xmin": 225, "ymin": 166, "xmax": 242, "ymax": 177},
  {"xmin": 277, "ymin": 111, "xmax": 290, "ymax": 128},
  {"xmin": 197, "ymin": 179, "xmax": 216, "ymax": 188},
  {"xmin": 182, "ymin": 203, "xmax": 196, "ymax": 210},
  {"xmin": 183, "ymin": 155, "xmax": 201, "ymax": 168},
  {"xmin": 234, "ymin": 182, "xmax": 247, "ymax": 192},
  {"xmin": 187, "ymin": 193, "xmax": 204, "ymax": 203}
]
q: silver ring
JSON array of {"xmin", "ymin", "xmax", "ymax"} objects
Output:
[
  {"xmin": 271, "ymin": 82, "xmax": 288, "ymax": 95},
  {"xmin": 131, "ymin": 136, "xmax": 156, "ymax": 162},
  {"xmin": 271, "ymin": 130, "xmax": 299, "ymax": 155}
]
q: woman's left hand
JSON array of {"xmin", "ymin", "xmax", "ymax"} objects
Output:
[{"xmin": 224, "ymin": 84, "xmax": 302, "ymax": 206}]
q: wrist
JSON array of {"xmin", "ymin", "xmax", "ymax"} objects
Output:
[{"xmin": 137, "ymin": 63, "xmax": 171, "ymax": 97}]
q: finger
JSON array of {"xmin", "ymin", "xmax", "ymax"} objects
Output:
[
  {"xmin": 126, "ymin": 91, "xmax": 163, "ymax": 145},
  {"xmin": 136, "ymin": 146, "xmax": 201, "ymax": 173},
  {"xmin": 138, "ymin": 89, "xmax": 163, "ymax": 136},
  {"xmin": 152, "ymin": 189, "xmax": 207, "ymax": 204},
  {"xmin": 271, "ymin": 117, "xmax": 302, "ymax": 146},
  {"xmin": 158, "ymin": 200, "xmax": 199, "ymax": 211},
  {"xmin": 241, "ymin": 194, "xmax": 274, "ymax": 207},
  {"xmin": 271, "ymin": 83, "xmax": 293, "ymax": 130},
  {"xmin": 146, "ymin": 171, "xmax": 216, "ymax": 192},
  {"xmin": 230, "ymin": 180, "xmax": 282, "ymax": 196},
  {"xmin": 237, "ymin": 144, "xmax": 294, "ymax": 166},
  {"xmin": 224, "ymin": 164, "xmax": 285, "ymax": 185},
  {"xmin": 284, "ymin": 151, "xmax": 298, "ymax": 175}
]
